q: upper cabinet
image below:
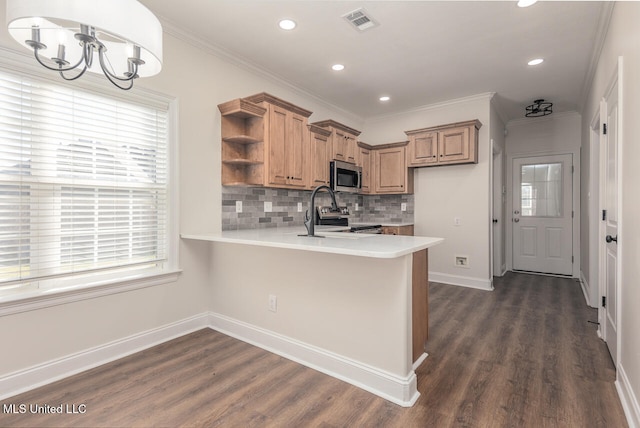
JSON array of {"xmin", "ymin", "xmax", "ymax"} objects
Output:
[
  {"xmin": 311, "ymin": 120, "xmax": 361, "ymax": 164},
  {"xmin": 243, "ymin": 93, "xmax": 313, "ymax": 189},
  {"xmin": 405, "ymin": 119, "xmax": 482, "ymax": 167},
  {"xmin": 308, "ymin": 124, "xmax": 332, "ymax": 188},
  {"xmin": 356, "ymin": 142, "xmax": 373, "ymax": 194},
  {"xmin": 373, "ymin": 142, "xmax": 414, "ymax": 194}
]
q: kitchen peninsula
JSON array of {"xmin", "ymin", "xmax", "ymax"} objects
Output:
[{"xmin": 182, "ymin": 228, "xmax": 443, "ymax": 406}]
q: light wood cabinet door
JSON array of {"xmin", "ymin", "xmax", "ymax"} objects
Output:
[
  {"xmin": 438, "ymin": 125, "xmax": 472, "ymax": 164},
  {"xmin": 308, "ymin": 125, "xmax": 331, "ymax": 187},
  {"xmin": 358, "ymin": 146, "xmax": 372, "ymax": 194},
  {"xmin": 267, "ymin": 105, "xmax": 288, "ymax": 186},
  {"xmin": 286, "ymin": 111, "xmax": 308, "ymax": 188},
  {"xmin": 345, "ymin": 134, "xmax": 357, "ymax": 164},
  {"xmin": 381, "ymin": 225, "xmax": 414, "ymax": 236},
  {"xmin": 333, "ymin": 129, "xmax": 357, "ymax": 163},
  {"xmin": 374, "ymin": 146, "xmax": 408, "ymax": 194},
  {"xmin": 408, "ymin": 131, "xmax": 438, "ymax": 167}
]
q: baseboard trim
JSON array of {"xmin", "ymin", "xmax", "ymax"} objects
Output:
[
  {"xmin": 617, "ymin": 363, "xmax": 640, "ymax": 428},
  {"xmin": 429, "ymin": 272, "xmax": 494, "ymax": 291},
  {"xmin": 579, "ymin": 271, "xmax": 595, "ymax": 308},
  {"xmin": 207, "ymin": 312, "xmax": 419, "ymax": 407},
  {"xmin": 0, "ymin": 313, "xmax": 210, "ymax": 402}
]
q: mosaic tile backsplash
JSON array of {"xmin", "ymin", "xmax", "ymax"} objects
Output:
[{"xmin": 222, "ymin": 187, "xmax": 414, "ymax": 231}]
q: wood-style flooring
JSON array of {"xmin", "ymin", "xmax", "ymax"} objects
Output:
[{"xmin": 0, "ymin": 272, "xmax": 628, "ymax": 427}]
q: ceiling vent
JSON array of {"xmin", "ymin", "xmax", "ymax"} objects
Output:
[{"xmin": 342, "ymin": 8, "xmax": 379, "ymax": 32}]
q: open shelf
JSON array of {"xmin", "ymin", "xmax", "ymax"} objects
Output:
[{"xmin": 223, "ymin": 135, "xmax": 262, "ymax": 145}]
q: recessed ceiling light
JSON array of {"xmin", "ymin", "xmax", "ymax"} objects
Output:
[
  {"xmin": 332, "ymin": 64, "xmax": 345, "ymax": 71},
  {"xmin": 278, "ymin": 19, "xmax": 296, "ymax": 30},
  {"xmin": 517, "ymin": 0, "xmax": 538, "ymax": 7},
  {"xmin": 528, "ymin": 58, "xmax": 544, "ymax": 66},
  {"xmin": 379, "ymin": 96, "xmax": 390, "ymax": 102}
]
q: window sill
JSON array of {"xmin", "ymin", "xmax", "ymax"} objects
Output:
[{"xmin": 0, "ymin": 269, "xmax": 182, "ymax": 317}]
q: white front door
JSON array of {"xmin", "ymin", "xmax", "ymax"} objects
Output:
[
  {"xmin": 602, "ymin": 73, "xmax": 620, "ymax": 365},
  {"xmin": 512, "ymin": 154, "xmax": 573, "ymax": 275}
]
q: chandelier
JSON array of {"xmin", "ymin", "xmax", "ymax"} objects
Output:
[
  {"xmin": 525, "ymin": 99, "xmax": 553, "ymax": 117},
  {"xmin": 5, "ymin": 0, "xmax": 163, "ymax": 90}
]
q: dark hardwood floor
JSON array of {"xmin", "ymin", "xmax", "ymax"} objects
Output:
[{"xmin": 0, "ymin": 272, "xmax": 628, "ymax": 427}]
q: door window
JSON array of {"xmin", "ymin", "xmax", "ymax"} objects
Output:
[{"xmin": 520, "ymin": 163, "xmax": 562, "ymax": 217}]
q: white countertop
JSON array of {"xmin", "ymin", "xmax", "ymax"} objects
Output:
[{"xmin": 181, "ymin": 227, "xmax": 443, "ymax": 259}]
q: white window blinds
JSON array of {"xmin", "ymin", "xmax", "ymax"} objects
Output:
[{"xmin": 0, "ymin": 69, "xmax": 168, "ymax": 288}]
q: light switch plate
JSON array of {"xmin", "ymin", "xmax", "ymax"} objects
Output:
[{"xmin": 264, "ymin": 201, "xmax": 272, "ymax": 212}]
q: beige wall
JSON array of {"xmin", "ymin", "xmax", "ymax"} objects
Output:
[{"xmin": 582, "ymin": 2, "xmax": 640, "ymax": 423}]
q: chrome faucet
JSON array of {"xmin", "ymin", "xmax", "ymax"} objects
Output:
[{"xmin": 304, "ymin": 185, "xmax": 339, "ymax": 237}]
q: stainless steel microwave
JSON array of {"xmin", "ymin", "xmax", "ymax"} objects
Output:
[{"xmin": 330, "ymin": 160, "xmax": 362, "ymax": 193}]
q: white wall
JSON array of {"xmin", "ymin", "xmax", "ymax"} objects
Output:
[
  {"xmin": 361, "ymin": 94, "xmax": 494, "ymax": 290},
  {"xmin": 504, "ymin": 112, "xmax": 582, "ymax": 278},
  {"xmin": 582, "ymin": 3, "xmax": 640, "ymax": 426}
]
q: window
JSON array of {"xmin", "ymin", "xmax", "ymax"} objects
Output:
[
  {"xmin": 520, "ymin": 162, "xmax": 563, "ymax": 217},
  {"xmin": 0, "ymin": 67, "xmax": 173, "ymax": 298}
]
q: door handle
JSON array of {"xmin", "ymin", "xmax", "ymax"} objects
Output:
[
  {"xmin": 606, "ymin": 235, "xmax": 618, "ymax": 243},
  {"xmin": 514, "ymin": 218, "xmax": 520, "ymax": 223}
]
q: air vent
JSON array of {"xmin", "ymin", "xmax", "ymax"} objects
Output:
[{"xmin": 342, "ymin": 8, "xmax": 379, "ymax": 32}]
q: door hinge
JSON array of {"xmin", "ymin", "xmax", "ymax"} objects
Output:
[
  {"xmin": 572, "ymin": 255, "xmax": 574, "ymax": 263},
  {"xmin": 603, "ymin": 123, "xmax": 608, "ymax": 135},
  {"xmin": 602, "ymin": 209, "xmax": 607, "ymax": 221},
  {"xmin": 571, "ymin": 165, "xmax": 575, "ymax": 174},
  {"xmin": 572, "ymin": 211, "xmax": 574, "ymax": 218},
  {"xmin": 602, "ymin": 296, "xmax": 607, "ymax": 308}
]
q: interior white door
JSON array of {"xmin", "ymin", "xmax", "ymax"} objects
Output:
[
  {"xmin": 512, "ymin": 154, "xmax": 573, "ymax": 275},
  {"xmin": 603, "ymin": 78, "xmax": 619, "ymax": 365}
]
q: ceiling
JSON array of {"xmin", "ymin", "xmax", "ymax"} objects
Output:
[{"xmin": 139, "ymin": 1, "xmax": 607, "ymax": 122}]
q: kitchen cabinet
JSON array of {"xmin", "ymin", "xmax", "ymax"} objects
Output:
[
  {"xmin": 405, "ymin": 119, "xmax": 482, "ymax": 167},
  {"xmin": 218, "ymin": 98, "xmax": 267, "ymax": 186},
  {"xmin": 373, "ymin": 142, "xmax": 414, "ymax": 194},
  {"xmin": 381, "ymin": 225, "xmax": 414, "ymax": 236},
  {"xmin": 308, "ymin": 124, "xmax": 332, "ymax": 188},
  {"xmin": 311, "ymin": 119, "xmax": 360, "ymax": 164},
  {"xmin": 356, "ymin": 142, "xmax": 373, "ymax": 194},
  {"xmin": 244, "ymin": 93, "xmax": 313, "ymax": 189}
]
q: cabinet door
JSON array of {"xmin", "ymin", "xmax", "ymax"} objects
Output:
[
  {"xmin": 286, "ymin": 112, "xmax": 308, "ymax": 188},
  {"xmin": 332, "ymin": 129, "xmax": 348, "ymax": 162},
  {"xmin": 438, "ymin": 125, "xmax": 472, "ymax": 164},
  {"xmin": 358, "ymin": 147, "xmax": 371, "ymax": 194},
  {"xmin": 309, "ymin": 130, "xmax": 330, "ymax": 187},
  {"xmin": 408, "ymin": 132, "xmax": 438, "ymax": 166},
  {"xmin": 345, "ymin": 134, "xmax": 357, "ymax": 164},
  {"xmin": 374, "ymin": 146, "xmax": 407, "ymax": 193},
  {"xmin": 267, "ymin": 106, "xmax": 288, "ymax": 186}
]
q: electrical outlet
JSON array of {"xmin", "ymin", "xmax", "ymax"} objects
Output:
[
  {"xmin": 268, "ymin": 294, "xmax": 277, "ymax": 312},
  {"xmin": 235, "ymin": 201, "xmax": 242, "ymax": 213},
  {"xmin": 297, "ymin": 202, "xmax": 303, "ymax": 212},
  {"xmin": 454, "ymin": 217, "xmax": 462, "ymax": 226},
  {"xmin": 264, "ymin": 201, "xmax": 272, "ymax": 213},
  {"xmin": 455, "ymin": 256, "xmax": 470, "ymax": 268},
  {"xmin": 401, "ymin": 203, "xmax": 407, "ymax": 212},
  {"xmin": 355, "ymin": 203, "xmax": 359, "ymax": 211}
]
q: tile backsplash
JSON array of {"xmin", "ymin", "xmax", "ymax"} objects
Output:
[{"xmin": 222, "ymin": 187, "xmax": 414, "ymax": 231}]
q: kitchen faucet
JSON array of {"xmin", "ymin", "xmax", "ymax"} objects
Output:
[{"xmin": 303, "ymin": 185, "xmax": 338, "ymax": 237}]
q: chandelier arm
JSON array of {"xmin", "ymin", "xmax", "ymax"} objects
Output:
[
  {"xmin": 59, "ymin": 65, "xmax": 89, "ymax": 81},
  {"xmin": 101, "ymin": 68, "xmax": 134, "ymax": 90},
  {"xmin": 33, "ymin": 48, "xmax": 86, "ymax": 73},
  {"xmin": 98, "ymin": 46, "xmax": 137, "ymax": 83}
]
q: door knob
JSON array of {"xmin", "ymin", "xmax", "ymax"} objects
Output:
[
  {"xmin": 514, "ymin": 218, "xmax": 520, "ymax": 223},
  {"xmin": 606, "ymin": 235, "xmax": 618, "ymax": 243}
]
